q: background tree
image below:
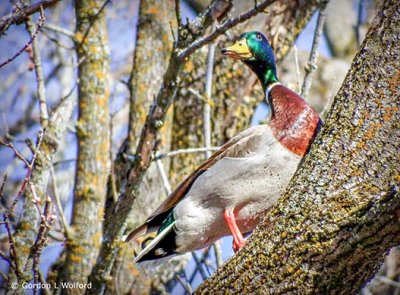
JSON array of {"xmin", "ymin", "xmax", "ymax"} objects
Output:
[{"xmin": 0, "ymin": 0, "xmax": 398, "ymax": 295}]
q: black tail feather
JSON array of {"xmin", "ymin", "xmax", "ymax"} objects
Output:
[{"xmin": 136, "ymin": 226, "xmax": 178, "ymax": 262}]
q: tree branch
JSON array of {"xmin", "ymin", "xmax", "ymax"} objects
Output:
[
  {"xmin": 0, "ymin": 0, "xmax": 59, "ymax": 37},
  {"xmin": 0, "ymin": 6, "xmax": 45, "ymax": 69},
  {"xmin": 43, "ymin": 23, "xmax": 75, "ymax": 40},
  {"xmin": 88, "ymin": 1, "xmax": 276, "ymax": 293},
  {"xmin": 300, "ymin": 0, "xmax": 329, "ymax": 98},
  {"xmin": 178, "ymin": 0, "xmax": 275, "ymax": 58},
  {"xmin": 26, "ymin": 6, "xmax": 49, "ymax": 128},
  {"xmin": 153, "ymin": 147, "xmax": 220, "ymax": 161}
]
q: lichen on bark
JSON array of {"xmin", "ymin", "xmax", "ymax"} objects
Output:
[{"xmin": 61, "ymin": 1, "xmax": 111, "ymax": 294}]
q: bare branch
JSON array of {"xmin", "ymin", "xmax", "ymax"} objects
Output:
[
  {"xmin": 190, "ymin": 250, "xmax": 211, "ymax": 283},
  {"xmin": 1, "ymin": 131, "xmax": 44, "ymax": 282},
  {"xmin": 293, "ymin": 45, "xmax": 301, "ymax": 93},
  {"xmin": 201, "ymin": 22, "xmax": 224, "ymax": 269},
  {"xmin": 356, "ymin": 0, "xmax": 365, "ymax": 47},
  {"xmin": 203, "ymin": 23, "xmax": 216, "ymax": 159},
  {"xmin": 0, "ymin": 0, "xmax": 59, "ymax": 37},
  {"xmin": 26, "ymin": 6, "xmax": 49, "ymax": 128},
  {"xmin": 3, "ymin": 212, "xmax": 21, "ymax": 279},
  {"xmin": 178, "ymin": 0, "xmax": 275, "ymax": 58},
  {"xmin": 23, "ymin": 196, "xmax": 54, "ymax": 294},
  {"xmin": 50, "ymin": 165, "xmax": 71, "ymax": 239},
  {"xmin": 0, "ymin": 140, "xmax": 31, "ymax": 169},
  {"xmin": 175, "ymin": 0, "xmax": 182, "ymax": 42},
  {"xmin": 300, "ymin": 1, "xmax": 329, "ymax": 98},
  {"xmin": 175, "ymin": 274, "xmax": 193, "ymax": 294},
  {"xmin": 153, "ymin": 147, "xmax": 220, "ymax": 161},
  {"xmin": 43, "ymin": 23, "xmax": 75, "ymax": 39},
  {"xmin": 155, "ymin": 154, "xmax": 172, "ymax": 195},
  {"xmin": 0, "ymin": 6, "xmax": 45, "ymax": 69}
]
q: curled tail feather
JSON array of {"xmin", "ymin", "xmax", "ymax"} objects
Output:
[
  {"xmin": 134, "ymin": 221, "xmax": 176, "ymax": 263},
  {"xmin": 125, "ymin": 223, "xmax": 148, "ymax": 243}
]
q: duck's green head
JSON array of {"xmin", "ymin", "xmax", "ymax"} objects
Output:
[{"xmin": 221, "ymin": 31, "xmax": 278, "ymax": 89}]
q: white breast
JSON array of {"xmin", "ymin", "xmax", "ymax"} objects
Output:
[{"xmin": 173, "ymin": 125, "xmax": 300, "ymax": 253}]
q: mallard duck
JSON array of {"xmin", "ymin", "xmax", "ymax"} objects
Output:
[{"xmin": 127, "ymin": 31, "xmax": 321, "ymax": 263}]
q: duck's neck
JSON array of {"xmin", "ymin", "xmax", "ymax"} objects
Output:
[
  {"xmin": 260, "ymin": 69, "xmax": 279, "ymax": 92},
  {"xmin": 246, "ymin": 60, "xmax": 278, "ymax": 91}
]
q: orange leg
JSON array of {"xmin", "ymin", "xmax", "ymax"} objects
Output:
[{"xmin": 223, "ymin": 208, "xmax": 246, "ymax": 252}]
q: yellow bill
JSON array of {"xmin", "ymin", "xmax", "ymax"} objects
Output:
[{"xmin": 221, "ymin": 39, "xmax": 253, "ymax": 60}]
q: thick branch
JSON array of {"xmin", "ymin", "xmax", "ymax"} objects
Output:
[
  {"xmin": 62, "ymin": 0, "xmax": 110, "ymax": 293},
  {"xmin": 88, "ymin": 1, "xmax": 277, "ymax": 293}
]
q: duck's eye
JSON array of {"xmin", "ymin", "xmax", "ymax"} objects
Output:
[{"xmin": 256, "ymin": 34, "xmax": 262, "ymax": 41}]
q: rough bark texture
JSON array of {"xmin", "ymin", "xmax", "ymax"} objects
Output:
[
  {"xmin": 170, "ymin": 0, "xmax": 324, "ymax": 185},
  {"xmin": 196, "ymin": 0, "xmax": 400, "ymax": 293},
  {"xmin": 104, "ymin": 1, "xmax": 175, "ymax": 294},
  {"xmin": 8, "ymin": 49, "xmax": 76, "ymax": 295},
  {"xmin": 62, "ymin": 1, "xmax": 110, "ymax": 294}
]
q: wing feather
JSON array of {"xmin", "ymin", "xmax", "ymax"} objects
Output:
[{"xmin": 126, "ymin": 125, "xmax": 268, "ymax": 241}]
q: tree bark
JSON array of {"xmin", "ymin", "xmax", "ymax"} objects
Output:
[
  {"xmin": 104, "ymin": 1, "xmax": 176, "ymax": 294},
  {"xmin": 196, "ymin": 0, "xmax": 400, "ymax": 293},
  {"xmin": 62, "ymin": 1, "xmax": 110, "ymax": 294},
  {"xmin": 8, "ymin": 89, "xmax": 76, "ymax": 295}
]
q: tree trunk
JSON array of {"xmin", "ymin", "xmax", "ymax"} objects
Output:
[
  {"xmin": 104, "ymin": 1, "xmax": 176, "ymax": 294},
  {"xmin": 62, "ymin": 1, "xmax": 110, "ymax": 294},
  {"xmin": 196, "ymin": 0, "xmax": 400, "ymax": 293}
]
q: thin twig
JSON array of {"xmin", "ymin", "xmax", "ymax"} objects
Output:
[
  {"xmin": 42, "ymin": 29, "xmax": 75, "ymax": 50},
  {"xmin": 0, "ymin": 268, "xmax": 8, "ymax": 281},
  {"xmin": 293, "ymin": 45, "xmax": 301, "ymax": 93},
  {"xmin": 213, "ymin": 241, "xmax": 223, "ymax": 268},
  {"xmin": 203, "ymin": 22, "xmax": 216, "ymax": 159},
  {"xmin": 175, "ymin": 0, "xmax": 182, "ymax": 42},
  {"xmin": 26, "ymin": 6, "xmax": 49, "ymax": 128},
  {"xmin": 11, "ymin": 130, "xmax": 45, "ymax": 213},
  {"xmin": 175, "ymin": 273, "xmax": 193, "ymax": 294},
  {"xmin": 0, "ymin": 0, "xmax": 59, "ymax": 36},
  {"xmin": 25, "ymin": 196, "xmax": 54, "ymax": 294},
  {"xmin": 43, "ymin": 23, "xmax": 75, "ymax": 39},
  {"xmin": 320, "ymin": 73, "xmax": 337, "ymax": 118},
  {"xmin": 0, "ymin": 132, "xmax": 44, "ymax": 279},
  {"xmin": 0, "ymin": 5, "xmax": 46, "ymax": 69},
  {"xmin": 2, "ymin": 213, "xmax": 20, "ymax": 278},
  {"xmin": 0, "ymin": 174, "xmax": 8, "ymax": 200},
  {"xmin": 155, "ymin": 154, "xmax": 172, "ymax": 195},
  {"xmin": 300, "ymin": 1, "xmax": 329, "ymax": 98},
  {"xmin": 0, "ymin": 140, "xmax": 31, "ymax": 168},
  {"xmin": 153, "ymin": 147, "xmax": 220, "ymax": 161},
  {"xmin": 355, "ymin": 0, "xmax": 365, "ymax": 47},
  {"xmin": 75, "ymin": 0, "xmax": 112, "ymax": 49},
  {"xmin": 190, "ymin": 251, "xmax": 208, "ymax": 282},
  {"xmin": 38, "ymin": 270, "xmax": 51, "ymax": 295},
  {"xmin": 178, "ymin": 0, "xmax": 275, "ymax": 59},
  {"xmin": 109, "ymin": 111, "xmax": 119, "ymax": 203},
  {"xmin": 50, "ymin": 165, "xmax": 71, "ymax": 239},
  {"xmin": 202, "ymin": 21, "xmax": 224, "ymax": 268}
]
